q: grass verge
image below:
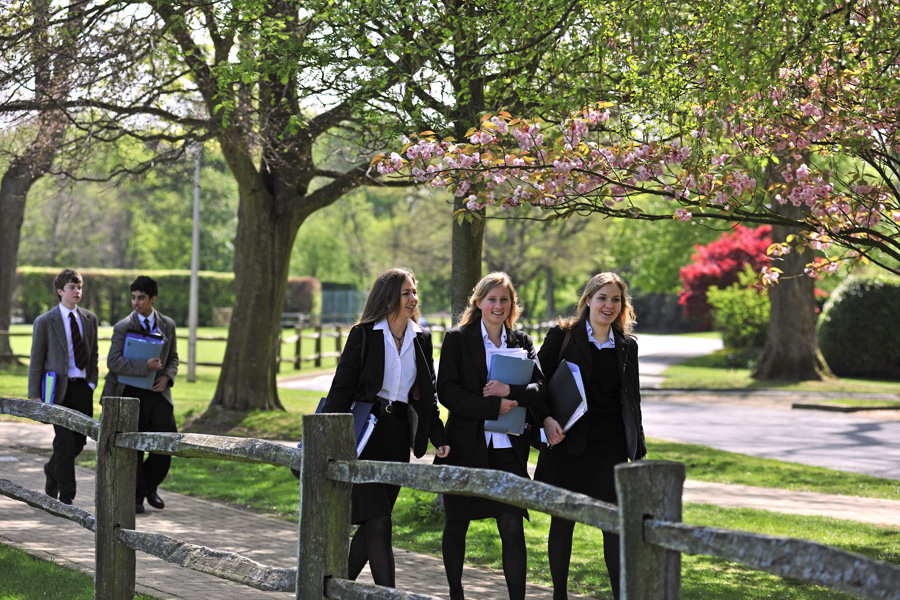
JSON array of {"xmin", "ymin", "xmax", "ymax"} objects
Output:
[
  {"xmin": 0, "ymin": 543, "xmax": 160, "ymax": 600},
  {"xmin": 659, "ymin": 350, "xmax": 900, "ymax": 395}
]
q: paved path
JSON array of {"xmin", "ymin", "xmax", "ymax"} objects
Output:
[{"xmin": 0, "ymin": 422, "xmax": 595, "ymax": 600}]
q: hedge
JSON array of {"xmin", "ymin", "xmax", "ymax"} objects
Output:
[
  {"xmin": 817, "ymin": 274, "xmax": 900, "ymax": 380},
  {"xmin": 14, "ymin": 267, "xmax": 320, "ymax": 327}
]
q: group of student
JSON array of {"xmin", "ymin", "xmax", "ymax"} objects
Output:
[
  {"xmin": 321, "ymin": 268, "xmax": 647, "ymax": 600},
  {"xmin": 27, "ymin": 269, "xmax": 179, "ymax": 514}
]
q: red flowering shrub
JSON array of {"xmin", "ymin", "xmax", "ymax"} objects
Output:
[{"xmin": 678, "ymin": 225, "xmax": 772, "ymax": 328}]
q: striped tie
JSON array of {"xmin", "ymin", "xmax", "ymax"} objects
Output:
[{"xmin": 69, "ymin": 312, "xmax": 87, "ymax": 370}]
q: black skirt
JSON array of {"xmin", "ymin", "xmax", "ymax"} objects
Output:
[
  {"xmin": 443, "ymin": 447, "xmax": 530, "ymax": 522},
  {"xmin": 351, "ymin": 405, "xmax": 410, "ymax": 524},
  {"xmin": 534, "ymin": 431, "xmax": 628, "ymax": 505}
]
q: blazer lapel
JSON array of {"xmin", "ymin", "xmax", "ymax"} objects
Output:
[
  {"xmin": 463, "ymin": 323, "xmax": 489, "ymax": 383},
  {"xmin": 48, "ymin": 308, "xmax": 69, "ymax": 361},
  {"xmin": 76, "ymin": 307, "xmax": 93, "ymax": 353},
  {"xmin": 368, "ymin": 328, "xmax": 386, "ymax": 378},
  {"xmin": 614, "ymin": 330, "xmax": 630, "ymax": 379}
]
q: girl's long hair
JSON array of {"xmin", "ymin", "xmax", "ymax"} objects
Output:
[
  {"xmin": 560, "ymin": 272, "xmax": 636, "ymax": 337},
  {"xmin": 357, "ymin": 268, "xmax": 420, "ymax": 326},
  {"xmin": 458, "ymin": 272, "xmax": 521, "ymax": 330}
]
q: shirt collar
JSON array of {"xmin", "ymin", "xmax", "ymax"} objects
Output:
[
  {"xmin": 374, "ymin": 319, "xmax": 423, "ymax": 335},
  {"xmin": 585, "ymin": 321, "xmax": 615, "ymax": 349},
  {"xmin": 58, "ymin": 303, "xmax": 78, "ymax": 319},
  {"xmin": 480, "ymin": 320, "xmax": 507, "ymax": 347}
]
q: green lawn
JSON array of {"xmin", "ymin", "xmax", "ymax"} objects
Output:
[
  {"xmin": 659, "ymin": 349, "xmax": 900, "ymax": 395},
  {"xmin": 0, "ymin": 543, "xmax": 160, "ymax": 600}
]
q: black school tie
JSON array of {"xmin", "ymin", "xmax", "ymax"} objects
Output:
[
  {"xmin": 69, "ymin": 312, "xmax": 87, "ymax": 370},
  {"xmin": 143, "ymin": 317, "xmax": 151, "ymax": 332}
]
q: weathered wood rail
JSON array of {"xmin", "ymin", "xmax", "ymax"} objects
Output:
[{"xmin": 2, "ymin": 396, "xmax": 899, "ymax": 600}]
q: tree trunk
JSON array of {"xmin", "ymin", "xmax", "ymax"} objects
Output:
[
  {"xmin": 0, "ymin": 0, "xmax": 77, "ymax": 363},
  {"xmin": 0, "ymin": 170, "xmax": 30, "ymax": 364},
  {"xmin": 752, "ymin": 203, "xmax": 833, "ymax": 381},
  {"xmin": 545, "ymin": 266, "xmax": 556, "ymax": 321},
  {"xmin": 450, "ymin": 200, "xmax": 484, "ymax": 322},
  {"xmin": 211, "ymin": 184, "xmax": 303, "ymax": 411}
]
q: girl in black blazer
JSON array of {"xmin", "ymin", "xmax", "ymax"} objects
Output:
[
  {"xmin": 535, "ymin": 272, "xmax": 646, "ymax": 600},
  {"xmin": 435, "ymin": 272, "xmax": 560, "ymax": 600},
  {"xmin": 321, "ymin": 268, "xmax": 450, "ymax": 588}
]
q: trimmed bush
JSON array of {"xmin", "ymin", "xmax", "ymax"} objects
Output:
[
  {"xmin": 678, "ymin": 225, "xmax": 772, "ymax": 329},
  {"xmin": 14, "ymin": 267, "xmax": 319, "ymax": 327},
  {"xmin": 817, "ymin": 274, "xmax": 900, "ymax": 380},
  {"xmin": 706, "ymin": 267, "xmax": 769, "ymax": 350}
]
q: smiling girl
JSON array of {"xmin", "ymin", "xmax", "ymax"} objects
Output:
[
  {"xmin": 535, "ymin": 272, "xmax": 646, "ymax": 600},
  {"xmin": 435, "ymin": 272, "xmax": 558, "ymax": 600}
]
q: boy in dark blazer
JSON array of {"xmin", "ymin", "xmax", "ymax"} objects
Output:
[
  {"xmin": 28, "ymin": 268, "xmax": 99, "ymax": 505},
  {"xmin": 103, "ymin": 275, "xmax": 179, "ymax": 514}
]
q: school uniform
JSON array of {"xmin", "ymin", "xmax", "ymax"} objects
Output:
[
  {"xmin": 434, "ymin": 321, "xmax": 548, "ymax": 521},
  {"xmin": 535, "ymin": 322, "xmax": 646, "ymax": 600},
  {"xmin": 321, "ymin": 319, "xmax": 447, "ymax": 524},
  {"xmin": 28, "ymin": 303, "xmax": 99, "ymax": 504}
]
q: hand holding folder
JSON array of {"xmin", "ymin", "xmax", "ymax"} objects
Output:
[
  {"xmin": 484, "ymin": 350, "xmax": 534, "ymax": 436},
  {"xmin": 548, "ymin": 359, "xmax": 588, "ymax": 433},
  {"xmin": 117, "ymin": 331, "xmax": 165, "ymax": 390}
]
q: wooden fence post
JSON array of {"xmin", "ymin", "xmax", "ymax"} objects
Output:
[
  {"xmin": 335, "ymin": 325, "xmax": 343, "ymax": 362},
  {"xmin": 296, "ymin": 413, "xmax": 356, "ymax": 600},
  {"xmin": 616, "ymin": 460, "xmax": 685, "ymax": 600},
  {"xmin": 314, "ymin": 326, "xmax": 323, "ymax": 367},
  {"xmin": 295, "ymin": 325, "xmax": 303, "ymax": 370},
  {"xmin": 95, "ymin": 396, "xmax": 140, "ymax": 600}
]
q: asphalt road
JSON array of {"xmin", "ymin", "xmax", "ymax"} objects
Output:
[{"xmin": 642, "ymin": 400, "xmax": 900, "ymax": 480}]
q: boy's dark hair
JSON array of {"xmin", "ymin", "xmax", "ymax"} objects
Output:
[
  {"xmin": 130, "ymin": 276, "xmax": 159, "ymax": 299},
  {"xmin": 54, "ymin": 269, "xmax": 83, "ymax": 300}
]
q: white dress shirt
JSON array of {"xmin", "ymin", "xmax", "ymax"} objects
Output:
[
  {"xmin": 373, "ymin": 319, "xmax": 422, "ymax": 403},
  {"xmin": 586, "ymin": 321, "xmax": 616, "ymax": 350},
  {"xmin": 481, "ymin": 320, "xmax": 513, "ymax": 449}
]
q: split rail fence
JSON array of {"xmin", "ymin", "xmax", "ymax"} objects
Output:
[{"xmin": 1, "ymin": 395, "xmax": 898, "ymax": 600}]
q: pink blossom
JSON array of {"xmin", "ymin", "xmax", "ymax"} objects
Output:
[{"xmin": 675, "ymin": 208, "xmax": 692, "ymax": 222}]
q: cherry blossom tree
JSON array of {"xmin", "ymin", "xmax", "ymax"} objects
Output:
[{"xmin": 374, "ymin": 1, "xmax": 899, "ymax": 381}]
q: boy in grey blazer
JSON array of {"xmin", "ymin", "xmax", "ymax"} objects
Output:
[
  {"xmin": 103, "ymin": 275, "xmax": 179, "ymax": 514},
  {"xmin": 28, "ymin": 269, "xmax": 99, "ymax": 505}
]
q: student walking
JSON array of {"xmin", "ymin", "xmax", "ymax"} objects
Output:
[
  {"xmin": 103, "ymin": 276, "xmax": 179, "ymax": 514},
  {"xmin": 320, "ymin": 268, "xmax": 450, "ymax": 588},
  {"xmin": 435, "ymin": 272, "xmax": 560, "ymax": 600},
  {"xmin": 28, "ymin": 269, "xmax": 99, "ymax": 505},
  {"xmin": 535, "ymin": 272, "xmax": 647, "ymax": 600}
]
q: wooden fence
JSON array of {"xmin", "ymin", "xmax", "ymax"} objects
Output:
[
  {"xmin": 2, "ymin": 396, "xmax": 898, "ymax": 600},
  {"xmin": 2, "ymin": 321, "xmax": 554, "ymax": 371}
]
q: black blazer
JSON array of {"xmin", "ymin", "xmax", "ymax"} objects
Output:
[
  {"xmin": 435, "ymin": 322, "xmax": 548, "ymax": 475},
  {"xmin": 321, "ymin": 322, "xmax": 447, "ymax": 458},
  {"xmin": 538, "ymin": 324, "xmax": 646, "ymax": 460}
]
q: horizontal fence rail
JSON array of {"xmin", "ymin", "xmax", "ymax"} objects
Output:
[
  {"xmin": 645, "ymin": 520, "xmax": 900, "ymax": 600},
  {"xmin": 327, "ymin": 460, "xmax": 620, "ymax": 532},
  {"xmin": 2, "ymin": 396, "xmax": 900, "ymax": 600}
]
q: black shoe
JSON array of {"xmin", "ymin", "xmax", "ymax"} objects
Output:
[
  {"xmin": 44, "ymin": 463, "xmax": 58, "ymax": 499},
  {"xmin": 59, "ymin": 497, "xmax": 73, "ymax": 505},
  {"xmin": 146, "ymin": 492, "xmax": 165, "ymax": 510},
  {"xmin": 135, "ymin": 501, "xmax": 145, "ymax": 514}
]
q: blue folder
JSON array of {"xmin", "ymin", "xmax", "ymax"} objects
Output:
[
  {"xmin": 118, "ymin": 331, "xmax": 165, "ymax": 390},
  {"xmin": 42, "ymin": 371, "xmax": 57, "ymax": 404},
  {"xmin": 484, "ymin": 353, "xmax": 534, "ymax": 435}
]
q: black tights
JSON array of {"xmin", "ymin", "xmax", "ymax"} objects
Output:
[
  {"xmin": 442, "ymin": 514, "xmax": 526, "ymax": 600},
  {"xmin": 348, "ymin": 515, "xmax": 395, "ymax": 587},
  {"xmin": 547, "ymin": 517, "xmax": 620, "ymax": 600}
]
